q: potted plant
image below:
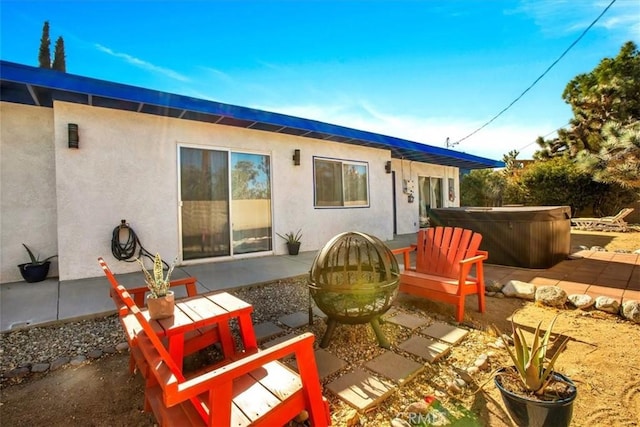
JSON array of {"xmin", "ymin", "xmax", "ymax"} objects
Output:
[
  {"xmin": 277, "ymin": 229, "xmax": 302, "ymax": 255},
  {"xmin": 494, "ymin": 315, "xmax": 577, "ymax": 427},
  {"xmin": 18, "ymin": 244, "xmax": 58, "ymax": 283},
  {"xmin": 137, "ymin": 253, "xmax": 178, "ymax": 320}
]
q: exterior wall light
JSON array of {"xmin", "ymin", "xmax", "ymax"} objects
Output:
[
  {"xmin": 68, "ymin": 123, "xmax": 79, "ymax": 149},
  {"xmin": 293, "ymin": 149, "xmax": 301, "ymax": 166},
  {"xmin": 385, "ymin": 161, "xmax": 391, "ymax": 173}
]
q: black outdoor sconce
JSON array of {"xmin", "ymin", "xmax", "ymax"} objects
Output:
[
  {"xmin": 385, "ymin": 161, "xmax": 391, "ymax": 174},
  {"xmin": 293, "ymin": 149, "xmax": 301, "ymax": 166},
  {"xmin": 68, "ymin": 123, "xmax": 79, "ymax": 149}
]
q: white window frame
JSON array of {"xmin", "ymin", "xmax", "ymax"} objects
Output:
[{"xmin": 313, "ymin": 156, "xmax": 370, "ymax": 208}]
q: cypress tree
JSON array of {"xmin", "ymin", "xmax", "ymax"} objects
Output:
[
  {"xmin": 52, "ymin": 36, "xmax": 66, "ymax": 72},
  {"xmin": 38, "ymin": 21, "xmax": 51, "ymax": 68}
]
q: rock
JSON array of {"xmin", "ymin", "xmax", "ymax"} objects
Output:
[
  {"xmin": 594, "ymin": 296, "xmax": 620, "ymax": 314},
  {"xmin": 294, "ymin": 409, "xmax": 309, "ymax": 422},
  {"xmin": 486, "ymin": 291, "xmax": 496, "ymax": 297},
  {"xmin": 4, "ymin": 367, "xmax": 30, "ymax": 379},
  {"xmin": 466, "ymin": 366, "xmax": 480, "ymax": 376},
  {"xmin": 406, "ymin": 400, "xmax": 430, "ymax": 414},
  {"xmin": 31, "ymin": 363, "xmax": 50, "ymax": 373},
  {"xmin": 590, "ymin": 246, "xmax": 606, "ymax": 251},
  {"xmin": 535, "ymin": 286, "xmax": 568, "ymax": 307},
  {"xmin": 87, "ymin": 349, "xmax": 103, "ymax": 359},
  {"xmin": 447, "ymin": 381, "xmax": 462, "ymax": 394},
  {"xmin": 568, "ymin": 294, "xmax": 595, "ymax": 309},
  {"xmin": 102, "ymin": 346, "xmax": 118, "ymax": 354},
  {"xmin": 391, "ymin": 418, "xmax": 412, "ymax": 427},
  {"xmin": 495, "ymin": 292, "xmax": 505, "ymax": 298},
  {"xmin": 345, "ymin": 409, "xmax": 360, "ymax": 427},
  {"xmin": 621, "ymin": 300, "xmax": 640, "ymax": 323},
  {"xmin": 50, "ymin": 356, "xmax": 70, "ymax": 371},
  {"xmin": 70, "ymin": 355, "xmax": 87, "ymax": 366},
  {"xmin": 485, "ymin": 280, "xmax": 503, "ymax": 293},
  {"xmin": 474, "ymin": 357, "xmax": 489, "ymax": 371},
  {"xmin": 502, "ymin": 280, "xmax": 536, "ymax": 300},
  {"xmin": 454, "ymin": 378, "xmax": 466, "ymax": 388},
  {"xmin": 115, "ymin": 342, "xmax": 129, "ymax": 352},
  {"xmin": 633, "ymin": 249, "xmax": 640, "ymax": 254}
]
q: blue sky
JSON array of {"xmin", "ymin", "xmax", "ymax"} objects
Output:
[{"xmin": 1, "ymin": 1, "xmax": 638, "ymax": 160}]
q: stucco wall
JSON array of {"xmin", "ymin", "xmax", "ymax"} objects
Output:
[
  {"xmin": 392, "ymin": 159, "xmax": 459, "ymax": 235},
  {"xmin": 0, "ymin": 103, "xmax": 58, "ymax": 283},
  {"xmin": 1, "ymin": 100, "xmax": 460, "ymax": 282}
]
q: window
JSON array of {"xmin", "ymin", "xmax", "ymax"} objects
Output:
[{"xmin": 314, "ymin": 157, "xmax": 369, "ymax": 207}]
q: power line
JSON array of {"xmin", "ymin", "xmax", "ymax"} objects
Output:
[
  {"xmin": 516, "ymin": 122, "xmax": 571, "ymax": 152},
  {"xmin": 454, "ymin": 0, "xmax": 617, "ymax": 145}
]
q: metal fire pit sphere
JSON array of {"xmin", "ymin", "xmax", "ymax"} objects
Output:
[{"xmin": 309, "ymin": 231, "xmax": 399, "ymax": 348}]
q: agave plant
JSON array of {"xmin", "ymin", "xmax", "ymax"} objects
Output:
[
  {"xmin": 137, "ymin": 253, "xmax": 177, "ymax": 298},
  {"xmin": 277, "ymin": 229, "xmax": 302, "ymax": 244},
  {"xmin": 498, "ymin": 315, "xmax": 569, "ymax": 395},
  {"xmin": 22, "ymin": 243, "xmax": 57, "ymax": 265}
]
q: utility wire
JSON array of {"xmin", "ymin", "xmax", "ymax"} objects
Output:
[
  {"xmin": 454, "ymin": 0, "xmax": 617, "ymax": 145},
  {"xmin": 517, "ymin": 122, "xmax": 571, "ymax": 152}
]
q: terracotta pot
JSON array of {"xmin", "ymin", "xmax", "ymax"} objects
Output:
[
  {"xmin": 146, "ymin": 291, "xmax": 175, "ymax": 320},
  {"xmin": 495, "ymin": 367, "xmax": 577, "ymax": 427}
]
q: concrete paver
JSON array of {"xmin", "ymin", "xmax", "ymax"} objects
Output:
[
  {"xmin": 326, "ymin": 368, "xmax": 396, "ymax": 412},
  {"xmin": 364, "ymin": 350, "xmax": 424, "ymax": 384},
  {"xmin": 383, "ymin": 311, "xmax": 429, "ymax": 330},
  {"xmin": 311, "ymin": 348, "xmax": 348, "ymax": 380},
  {"xmin": 398, "ymin": 336, "xmax": 451, "ymax": 363},
  {"xmin": 420, "ymin": 322, "xmax": 469, "ymax": 345},
  {"xmin": 278, "ymin": 311, "xmax": 311, "ymax": 328},
  {"xmin": 253, "ymin": 321, "xmax": 284, "ymax": 343}
]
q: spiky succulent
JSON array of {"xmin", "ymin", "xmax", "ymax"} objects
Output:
[
  {"xmin": 498, "ymin": 315, "xmax": 569, "ymax": 395},
  {"xmin": 137, "ymin": 253, "xmax": 177, "ymax": 298}
]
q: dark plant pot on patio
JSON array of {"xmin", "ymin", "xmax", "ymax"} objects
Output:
[
  {"xmin": 287, "ymin": 242, "xmax": 301, "ymax": 255},
  {"xmin": 495, "ymin": 367, "xmax": 577, "ymax": 427},
  {"xmin": 18, "ymin": 261, "xmax": 51, "ymax": 283}
]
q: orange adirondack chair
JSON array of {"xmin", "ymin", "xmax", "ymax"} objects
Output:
[{"xmin": 393, "ymin": 227, "xmax": 488, "ymax": 322}]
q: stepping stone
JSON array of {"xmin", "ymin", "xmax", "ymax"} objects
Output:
[
  {"xmin": 253, "ymin": 321, "xmax": 284, "ymax": 343},
  {"xmin": 384, "ymin": 311, "xmax": 429, "ymax": 330},
  {"xmin": 312, "ymin": 306, "xmax": 327, "ymax": 319},
  {"xmin": 421, "ymin": 323, "xmax": 469, "ymax": 345},
  {"xmin": 289, "ymin": 348, "xmax": 347, "ymax": 380},
  {"xmin": 262, "ymin": 332, "xmax": 301, "ymax": 349},
  {"xmin": 398, "ymin": 336, "xmax": 451, "ymax": 363},
  {"xmin": 381, "ymin": 307, "xmax": 400, "ymax": 320},
  {"xmin": 279, "ymin": 311, "xmax": 310, "ymax": 328},
  {"xmin": 326, "ymin": 368, "xmax": 396, "ymax": 412},
  {"xmin": 364, "ymin": 351, "xmax": 424, "ymax": 384}
]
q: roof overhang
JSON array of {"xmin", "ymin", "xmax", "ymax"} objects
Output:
[{"xmin": 0, "ymin": 60, "xmax": 503, "ymax": 169}]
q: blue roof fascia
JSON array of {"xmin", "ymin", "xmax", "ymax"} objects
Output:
[{"xmin": 0, "ymin": 60, "xmax": 504, "ymax": 169}]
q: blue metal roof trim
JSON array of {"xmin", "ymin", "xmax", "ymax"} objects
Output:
[{"xmin": 0, "ymin": 60, "xmax": 504, "ymax": 169}]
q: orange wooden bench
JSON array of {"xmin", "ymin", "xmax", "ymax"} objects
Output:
[
  {"xmin": 392, "ymin": 227, "xmax": 488, "ymax": 322},
  {"xmin": 99, "ymin": 257, "xmax": 221, "ymax": 378},
  {"xmin": 110, "ymin": 282, "xmax": 331, "ymax": 426}
]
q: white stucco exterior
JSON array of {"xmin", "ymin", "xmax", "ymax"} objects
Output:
[{"xmin": 0, "ymin": 100, "xmax": 461, "ymax": 283}]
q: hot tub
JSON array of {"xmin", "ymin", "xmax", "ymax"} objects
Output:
[{"xmin": 429, "ymin": 206, "xmax": 571, "ymax": 269}]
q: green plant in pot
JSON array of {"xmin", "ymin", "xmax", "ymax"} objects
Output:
[
  {"xmin": 277, "ymin": 229, "xmax": 302, "ymax": 255},
  {"xmin": 494, "ymin": 315, "xmax": 577, "ymax": 427},
  {"xmin": 137, "ymin": 253, "xmax": 177, "ymax": 320},
  {"xmin": 18, "ymin": 244, "xmax": 58, "ymax": 283}
]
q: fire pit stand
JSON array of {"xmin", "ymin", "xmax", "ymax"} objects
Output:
[{"xmin": 308, "ymin": 231, "xmax": 399, "ymax": 348}]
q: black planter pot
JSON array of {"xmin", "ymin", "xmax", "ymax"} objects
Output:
[
  {"xmin": 18, "ymin": 261, "xmax": 51, "ymax": 283},
  {"xmin": 287, "ymin": 242, "xmax": 301, "ymax": 255},
  {"xmin": 495, "ymin": 367, "xmax": 577, "ymax": 427}
]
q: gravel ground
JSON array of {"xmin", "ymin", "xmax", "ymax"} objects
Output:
[{"xmin": 1, "ymin": 275, "xmax": 502, "ymax": 425}]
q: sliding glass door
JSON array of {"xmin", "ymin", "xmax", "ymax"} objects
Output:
[
  {"xmin": 418, "ymin": 176, "xmax": 443, "ymax": 228},
  {"xmin": 179, "ymin": 147, "xmax": 272, "ymax": 260}
]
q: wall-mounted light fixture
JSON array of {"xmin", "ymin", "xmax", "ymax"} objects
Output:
[
  {"xmin": 292, "ymin": 149, "xmax": 301, "ymax": 166},
  {"xmin": 385, "ymin": 161, "xmax": 391, "ymax": 174},
  {"xmin": 68, "ymin": 123, "xmax": 79, "ymax": 149}
]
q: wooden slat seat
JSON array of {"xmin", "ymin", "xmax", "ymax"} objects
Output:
[
  {"xmin": 109, "ymin": 282, "xmax": 331, "ymax": 426},
  {"xmin": 393, "ymin": 226, "xmax": 488, "ymax": 322},
  {"xmin": 100, "ymin": 257, "xmax": 220, "ymax": 377}
]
